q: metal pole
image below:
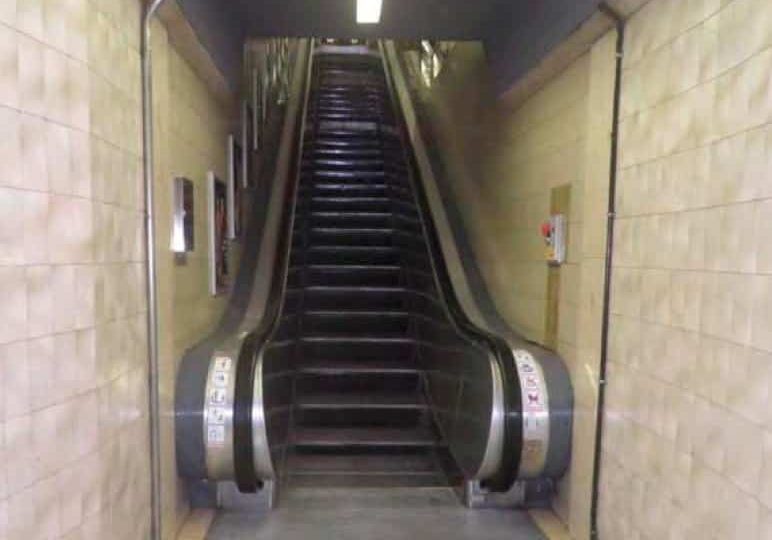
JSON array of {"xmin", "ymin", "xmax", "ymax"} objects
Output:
[
  {"xmin": 589, "ymin": 3, "xmax": 625, "ymax": 539},
  {"xmin": 142, "ymin": 1, "xmax": 167, "ymax": 538}
]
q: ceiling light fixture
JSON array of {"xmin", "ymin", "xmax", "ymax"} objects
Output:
[{"xmin": 357, "ymin": 0, "xmax": 382, "ymax": 24}]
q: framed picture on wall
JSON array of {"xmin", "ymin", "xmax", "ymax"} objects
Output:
[
  {"xmin": 208, "ymin": 172, "xmax": 230, "ymax": 296},
  {"xmin": 170, "ymin": 177, "xmax": 194, "ymax": 253},
  {"xmin": 227, "ymin": 134, "xmax": 243, "ymax": 238},
  {"xmin": 250, "ymin": 68, "xmax": 261, "ymax": 152},
  {"xmin": 261, "ymin": 67, "xmax": 270, "ymax": 128},
  {"xmin": 241, "ymin": 102, "xmax": 254, "ymax": 188}
]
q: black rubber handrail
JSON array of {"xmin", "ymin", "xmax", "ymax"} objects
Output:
[
  {"xmin": 378, "ymin": 42, "xmax": 522, "ymax": 492},
  {"xmin": 232, "ymin": 42, "xmax": 314, "ymax": 492}
]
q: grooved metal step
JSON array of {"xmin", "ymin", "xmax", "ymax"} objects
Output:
[
  {"xmin": 296, "ymin": 358, "xmax": 419, "ymax": 375},
  {"xmin": 292, "ymin": 426, "xmax": 438, "ymax": 448},
  {"xmin": 295, "ymin": 391, "xmax": 426, "ymax": 410}
]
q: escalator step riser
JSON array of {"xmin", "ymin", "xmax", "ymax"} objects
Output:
[
  {"xmin": 309, "ymin": 198, "xmax": 392, "ymax": 213},
  {"xmin": 307, "ymin": 229, "xmax": 395, "ymax": 247},
  {"xmin": 292, "ymin": 426, "xmax": 439, "ymax": 448},
  {"xmin": 303, "ymin": 157, "xmax": 385, "ymax": 167},
  {"xmin": 301, "ymin": 310, "xmax": 410, "ymax": 334},
  {"xmin": 293, "ymin": 409, "xmax": 427, "ymax": 429},
  {"xmin": 302, "ymin": 266, "xmax": 401, "ymax": 287},
  {"xmin": 300, "ymin": 183, "xmax": 407, "ymax": 195},
  {"xmin": 299, "ymin": 335, "xmax": 415, "ymax": 360},
  {"xmin": 301, "ymin": 247, "xmax": 399, "ymax": 265},
  {"xmin": 295, "ymin": 373, "xmax": 420, "ymax": 395},
  {"xmin": 307, "ymin": 212, "xmax": 420, "ymax": 230}
]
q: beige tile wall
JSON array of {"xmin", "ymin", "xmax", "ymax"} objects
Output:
[
  {"xmin": 405, "ymin": 36, "xmax": 616, "ymax": 539},
  {"xmin": 149, "ymin": 17, "xmax": 236, "ymax": 540},
  {"xmin": 407, "ymin": 44, "xmax": 591, "ymax": 345},
  {"xmin": 600, "ymin": 0, "xmax": 772, "ymax": 538},
  {"xmin": 0, "ymin": 0, "xmax": 150, "ymax": 539},
  {"xmin": 0, "ymin": 1, "xmax": 237, "ymax": 538}
]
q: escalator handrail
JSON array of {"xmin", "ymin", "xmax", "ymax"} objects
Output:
[
  {"xmin": 378, "ymin": 41, "xmax": 522, "ymax": 492},
  {"xmin": 232, "ymin": 40, "xmax": 316, "ymax": 491}
]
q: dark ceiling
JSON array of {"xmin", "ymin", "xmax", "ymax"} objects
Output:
[
  {"xmin": 176, "ymin": 0, "xmax": 603, "ymax": 95},
  {"xmin": 231, "ymin": 0, "xmax": 508, "ymax": 40}
]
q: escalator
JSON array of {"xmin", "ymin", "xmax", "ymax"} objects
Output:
[{"xmin": 176, "ymin": 41, "xmax": 572, "ymax": 508}]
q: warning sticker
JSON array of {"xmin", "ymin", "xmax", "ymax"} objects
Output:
[
  {"xmin": 207, "ymin": 425, "xmax": 225, "ymax": 445},
  {"xmin": 214, "ymin": 357, "xmax": 232, "ymax": 371},
  {"xmin": 212, "ymin": 371, "xmax": 229, "ymax": 387},
  {"xmin": 209, "ymin": 388, "xmax": 227, "ymax": 405},
  {"xmin": 208, "ymin": 407, "xmax": 227, "ymax": 425}
]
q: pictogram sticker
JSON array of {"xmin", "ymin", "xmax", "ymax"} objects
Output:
[
  {"xmin": 213, "ymin": 371, "xmax": 229, "ymax": 387},
  {"xmin": 207, "ymin": 425, "xmax": 225, "ymax": 444},
  {"xmin": 208, "ymin": 407, "xmax": 226, "ymax": 425},
  {"xmin": 214, "ymin": 357, "xmax": 232, "ymax": 371},
  {"xmin": 209, "ymin": 388, "xmax": 226, "ymax": 405}
]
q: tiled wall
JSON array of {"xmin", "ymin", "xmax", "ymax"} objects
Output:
[
  {"xmin": 560, "ymin": 32, "xmax": 616, "ymax": 540},
  {"xmin": 484, "ymin": 54, "xmax": 591, "ymax": 348},
  {"xmin": 407, "ymin": 44, "xmax": 591, "ymax": 345},
  {"xmin": 0, "ymin": 0, "xmax": 238, "ymax": 538},
  {"xmin": 405, "ymin": 37, "xmax": 616, "ymax": 538},
  {"xmin": 600, "ymin": 0, "xmax": 772, "ymax": 538},
  {"xmin": 0, "ymin": 0, "xmax": 150, "ymax": 539},
  {"xmin": 150, "ymin": 17, "xmax": 236, "ymax": 539}
]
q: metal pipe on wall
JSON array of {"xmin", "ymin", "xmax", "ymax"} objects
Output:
[
  {"xmin": 142, "ymin": 1, "xmax": 168, "ymax": 538},
  {"xmin": 589, "ymin": 3, "xmax": 625, "ymax": 539}
]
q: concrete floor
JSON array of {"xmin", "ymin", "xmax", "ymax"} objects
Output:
[{"xmin": 206, "ymin": 487, "xmax": 545, "ymax": 539}]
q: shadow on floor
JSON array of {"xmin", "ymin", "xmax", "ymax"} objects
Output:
[{"xmin": 206, "ymin": 487, "xmax": 546, "ymax": 539}]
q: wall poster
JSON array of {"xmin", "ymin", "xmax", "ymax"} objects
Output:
[
  {"xmin": 241, "ymin": 101, "xmax": 254, "ymax": 188},
  {"xmin": 208, "ymin": 171, "xmax": 230, "ymax": 295},
  {"xmin": 171, "ymin": 176, "xmax": 194, "ymax": 254},
  {"xmin": 250, "ymin": 69, "xmax": 261, "ymax": 152},
  {"xmin": 227, "ymin": 135, "xmax": 243, "ymax": 238}
]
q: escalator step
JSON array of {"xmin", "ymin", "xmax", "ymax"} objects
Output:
[
  {"xmin": 304, "ymin": 245, "xmax": 400, "ymax": 265},
  {"xmin": 308, "ymin": 211, "xmax": 419, "ymax": 229},
  {"xmin": 296, "ymin": 358, "xmax": 419, "ymax": 375},
  {"xmin": 308, "ymin": 170, "xmax": 387, "ymax": 181},
  {"xmin": 292, "ymin": 426, "xmax": 438, "ymax": 448},
  {"xmin": 303, "ymin": 158, "xmax": 385, "ymax": 169},
  {"xmin": 287, "ymin": 452, "xmax": 438, "ymax": 474},
  {"xmin": 285, "ymin": 450, "xmax": 448, "ymax": 488},
  {"xmin": 295, "ymin": 391, "xmax": 426, "ymax": 410},
  {"xmin": 303, "ymin": 264, "xmax": 402, "ymax": 286},
  {"xmin": 308, "ymin": 227, "xmax": 395, "ymax": 246},
  {"xmin": 302, "ymin": 310, "xmax": 410, "ymax": 335}
]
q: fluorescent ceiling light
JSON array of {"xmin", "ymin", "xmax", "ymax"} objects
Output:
[{"xmin": 357, "ymin": 0, "xmax": 382, "ymax": 23}]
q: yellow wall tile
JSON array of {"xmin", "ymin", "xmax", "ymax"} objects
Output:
[
  {"xmin": 405, "ymin": 29, "xmax": 617, "ymax": 538},
  {"xmin": 602, "ymin": 1, "xmax": 772, "ymax": 538}
]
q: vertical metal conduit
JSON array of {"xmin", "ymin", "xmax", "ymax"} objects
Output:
[
  {"xmin": 142, "ymin": 1, "xmax": 167, "ymax": 538},
  {"xmin": 590, "ymin": 3, "xmax": 625, "ymax": 538}
]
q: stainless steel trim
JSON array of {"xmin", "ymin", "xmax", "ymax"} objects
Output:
[
  {"xmin": 475, "ymin": 358, "xmax": 505, "ymax": 479},
  {"xmin": 513, "ymin": 349, "xmax": 550, "ymax": 478},
  {"xmin": 251, "ymin": 350, "xmax": 275, "ymax": 478},
  {"xmin": 203, "ymin": 351, "xmax": 238, "ymax": 480},
  {"xmin": 249, "ymin": 39, "xmax": 315, "ymax": 483},
  {"xmin": 142, "ymin": 2, "xmax": 168, "ymax": 538}
]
